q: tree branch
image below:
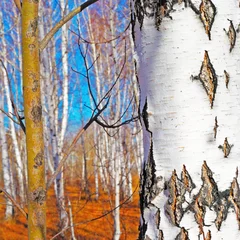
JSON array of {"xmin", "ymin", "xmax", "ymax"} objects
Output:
[
  {"xmin": 0, "ymin": 59, "xmax": 26, "ymax": 133},
  {"xmin": 39, "ymin": 0, "xmax": 99, "ymax": 51},
  {"xmin": 46, "ymin": 100, "xmax": 109, "ymax": 190},
  {"xmin": 13, "ymin": 0, "xmax": 22, "ymax": 13},
  {"xmin": 0, "ymin": 188, "xmax": 28, "ymax": 219}
]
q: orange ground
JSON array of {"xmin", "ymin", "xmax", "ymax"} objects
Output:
[{"xmin": 0, "ymin": 177, "xmax": 140, "ymax": 240}]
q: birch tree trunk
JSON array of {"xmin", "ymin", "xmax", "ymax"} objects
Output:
[
  {"xmin": 132, "ymin": 0, "xmax": 240, "ymax": 239},
  {"xmin": 22, "ymin": 1, "xmax": 46, "ymax": 239},
  {"xmin": 0, "ymin": 5, "xmax": 25, "ymax": 205},
  {"xmin": 0, "ymin": 86, "xmax": 14, "ymax": 218}
]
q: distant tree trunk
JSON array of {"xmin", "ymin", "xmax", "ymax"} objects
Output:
[
  {"xmin": 132, "ymin": 1, "xmax": 240, "ymax": 239},
  {"xmin": 22, "ymin": 1, "xmax": 46, "ymax": 239},
  {"xmin": 0, "ymin": 88, "xmax": 14, "ymax": 218},
  {"xmin": 81, "ymin": 135, "xmax": 90, "ymax": 197},
  {"xmin": 0, "ymin": 7, "xmax": 25, "ymax": 205},
  {"xmin": 56, "ymin": 0, "xmax": 69, "ymax": 234},
  {"xmin": 68, "ymin": 197, "xmax": 76, "ymax": 240}
]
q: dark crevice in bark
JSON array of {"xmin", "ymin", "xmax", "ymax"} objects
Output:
[
  {"xmin": 164, "ymin": 162, "xmax": 240, "ymax": 238},
  {"xmin": 142, "ymin": 98, "xmax": 150, "ymax": 133},
  {"xmin": 223, "ymin": 19, "xmax": 237, "ymax": 53},
  {"xmin": 134, "ymin": 0, "xmax": 217, "ymax": 38},
  {"xmin": 139, "ymin": 139, "xmax": 155, "ymax": 239},
  {"xmin": 191, "ymin": 51, "xmax": 218, "ymax": 108},
  {"xmin": 175, "ymin": 227, "xmax": 189, "ymax": 240},
  {"xmin": 134, "ymin": 59, "xmax": 141, "ymax": 122},
  {"xmin": 139, "ymin": 135, "xmax": 163, "ymax": 239}
]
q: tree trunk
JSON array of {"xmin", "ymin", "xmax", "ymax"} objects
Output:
[
  {"xmin": 132, "ymin": 0, "xmax": 240, "ymax": 239},
  {"xmin": 0, "ymin": 87, "xmax": 14, "ymax": 218},
  {"xmin": 22, "ymin": 1, "xmax": 46, "ymax": 239}
]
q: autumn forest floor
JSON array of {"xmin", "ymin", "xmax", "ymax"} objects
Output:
[{"xmin": 0, "ymin": 175, "xmax": 140, "ymax": 240}]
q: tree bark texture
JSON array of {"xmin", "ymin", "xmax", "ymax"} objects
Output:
[
  {"xmin": 22, "ymin": 1, "xmax": 46, "ymax": 239},
  {"xmin": 132, "ymin": 0, "xmax": 240, "ymax": 239}
]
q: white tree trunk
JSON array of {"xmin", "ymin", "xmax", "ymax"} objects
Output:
[
  {"xmin": 0, "ymin": 86, "xmax": 13, "ymax": 218},
  {"xmin": 133, "ymin": 0, "xmax": 240, "ymax": 239},
  {"xmin": 0, "ymin": 10, "xmax": 25, "ymax": 204}
]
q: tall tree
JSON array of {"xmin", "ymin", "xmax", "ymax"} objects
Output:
[
  {"xmin": 132, "ymin": 0, "xmax": 240, "ymax": 239},
  {"xmin": 0, "ymin": 85, "xmax": 13, "ymax": 218},
  {"xmin": 22, "ymin": 1, "xmax": 46, "ymax": 239},
  {"xmin": 21, "ymin": 0, "xmax": 99, "ymax": 239}
]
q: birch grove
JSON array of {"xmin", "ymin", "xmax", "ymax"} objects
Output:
[{"xmin": 0, "ymin": 0, "xmax": 142, "ymax": 238}]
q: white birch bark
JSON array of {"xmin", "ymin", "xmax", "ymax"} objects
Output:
[
  {"xmin": 0, "ymin": 10, "xmax": 25, "ymax": 204},
  {"xmin": 133, "ymin": 0, "xmax": 240, "ymax": 239},
  {"xmin": 68, "ymin": 197, "xmax": 76, "ymax": 240},
  {"xmin": 85, "ymin": 7, "xmax": 100, "ymax": 199},
  {"xmin": 0, "ymin": 85, "xmax": 13, "ymax": 218},
  {"xmin": 55, "ymin": 0, "xmax": 70, "ymax": 232}
]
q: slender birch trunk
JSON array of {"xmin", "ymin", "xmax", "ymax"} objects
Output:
[
  {"xmin": 22, "ymin": 1, "xmax": 46, "ymax": 239},
  {"xmin": 0, "ymin": 86, "xmax": 13, "ymax": 218},
  {"xmin": 0, "ymin": 7, "xmax": 25, "ymax": 204},
  {"xmin": 132, "ymin": 0, "xmax": 240, "ymax": 239}
]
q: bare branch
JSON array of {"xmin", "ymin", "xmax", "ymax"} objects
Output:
[
  {"xmin": 46, "ymin": 100, "xmax": 109, "ymax": 190},
  {"xmin": 0, "ymin": 188, "xmax": 28, "ymax": 219},
  {"xmin": 78, "ymin": 42, "xmax": 98, "ymax": 108},
  {"xmin": 39, "ymin": 0, "xmax": 99, "ymax": 51},
  {"xmin": 13, "ymin": 0, "xmax": 22, "ymax": 13},
  {"xmin": 0, "ymin": 108, "xmax": 21, "ymax": 125},
  {"xmin": 0, "ymin": 59, "xmax": 26, "ymax": 133},
  {"xmin": 69, "ymin": 21, "xmax": 131, "ymax": 45},
  {"xmin": 95, "ymin": 115, "xmax": 139, "ymax": 129}
]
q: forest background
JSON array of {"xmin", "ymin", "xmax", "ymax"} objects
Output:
[{"xmin": 0, "ymin": 0, "xmax": 142, "ymax": 239}]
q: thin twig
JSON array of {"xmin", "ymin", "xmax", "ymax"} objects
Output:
[
  {"xmin": 0, "ymin": 188, "xmax": 28, "ymax": 219},
  {"xmin": 0, "ymin": 108, "xmax": 20, "ymax": 125},
  {"xmin": 39, "ymin": 0, "xmax": 99, "ymax": 51},
  {"xmin": 69, "ymin": 21, "xmax": 131, "ymax": 45},
  {"xmin": 0, "ymin": 59, "xmax": 26, "ymax": 133},
  {"xmin": 13, "ymin": 0, "xmax": 22, "ymax": 13},
  {"xmin": 95, "ymin": 116, "xmax": 139, "ymax": 129}
]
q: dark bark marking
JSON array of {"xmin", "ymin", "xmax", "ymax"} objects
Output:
[
  {"xmin": 134, "ymin": 0, "xmax": 144, "ymax": 29},
  {"xmin": 139, "ymin": 138, "xmax": 162, "ymax": 239},
  {"xmin": 28, "ymin": 71, "xmax": 39, "ymax": 92},
  {"xmin": 31, "ymin": 187, "xmax": 46, "ymax": 206},
  {"xmin": 199, "ymin": 161, "xmax": 218, "ymax": 208},
  {"xmin": 224, "ymin": 70, "xmax": 230, "ymax": 89},
  {"xmin": 26, "ymin": 17, "xmax": 38, "ymax": 38},
  {"xmin": 165, "ymin": 169, "xmax": 186, "ymax": 226},
  {"xmin": 191, "ymin": 51, "xmax": 217, "ymax": 108},
  {"xmin": 175, "ymin": 227, "xmax": 189, "ymax": 240},
  {"xmin": 28, "ymin": 43, "xmax": 36, "ymax": 55},
  {"xmin": 229, "ymin": 177, "xmax": 240, "ymax": 229},
  {"xmin": 34, "ymin": 151, "xmax": 44, "ymax": 169},
  {"xmin": 134, "ymin": 0, "xmax": 176, "ymax": 31},
  {"xmin": 214, "ymin": 192, "xmax": 229, "ymax": 230},
  {"xmin": 206, "ymin": 230, "xmax": 211, "ymax": 240},
  {"xmin": 181, "ymin": 164, "xmax": 196, "ymax": 194},
  {"xmin": 213, "ymin": 116, "xmax": 218, "ymax": 139},
  {"xmin": 142, "ymin": 97, "xmax": 150, "ymax": 133},
  {"xmin": 218, "ymin": 137, "xmax": 233, "ymax": 158},
  {"xmin": 159, "ymin": 230, "xmax": 164, "ymax": 240},
  {"xmin": 223, "ymin": 19, "xmax": 236, "ymax": 53},
  {"xmin": 31, "ymin": 101, "xmax": 42, "ymax": 123},
  {"xmin": 199, "ymin": 0, "xmax": 217, "ymax": 40},
  {"xmin": 193, "ymin": 195, "xmax": 206, "ymax": 238}
]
